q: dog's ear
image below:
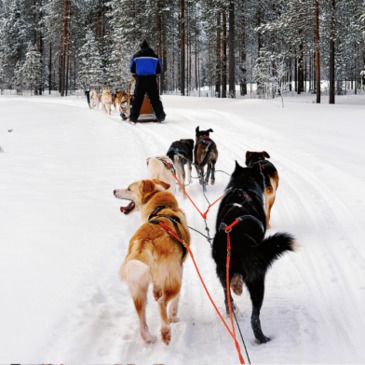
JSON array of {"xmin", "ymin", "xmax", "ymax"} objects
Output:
[
  {"xmin": 195, "ymin": 126, "xmax": 200, "ymax": 134},
  {"xmin": 141, "ymin": 180, "xmax": 155, "ymax": 193},
  {"xmin": 146, "ymin": 157, "xmax": 150, "ymax": 166},
  {"xmin": 262, "ymin": 151, "xmax": 270, "ymax": 159},
  {"xmin": 152, "ymin": 179, "xmax": 170, "ymax": 191},
  {"xmin": 208, "ymin": 128, "xmax": 213, "ymax": 133},
  {"xmin": 233, "ymin": 160, "xmax": 244, "ymax": 175}
]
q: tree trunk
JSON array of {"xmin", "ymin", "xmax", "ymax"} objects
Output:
[
  {"xmin": 315, "ymin": 0, "xmax": 321, "ymax": 103},
  {"xmin": 179, "ymin": 0, "xmax": 185, "ymax": 95},
  {"xmin": 65, "ymin": 46, "xmax": 69, "ymax": 96},
  {"xmin": 157, "ymin": 0, "xmax": 165, "ymax": 93},
  {"xmin": 48, "ymin": 41, "xmax": 52, "ymax": 94},
  {"xmin": 228, "ymin": 0, "xmax": 235, "ymax": 98},
  {"xmin": 329, "ymin": 0, "xmax": 336, "ymax": 104},
  {"xmin": 239, "ymin": 6, "xmax": 246, "ymax": 96},
  {"xmin": 222, "ymin": 9, "xmax": 227, "ymax": 98},
  {"xmin": 195, "ymin": 32, "xmax": 199, "ymax": 92},
  {"xmin": 60, "ymin": 0, "xmax": 70, "ymax": 96},
  {"xmin": 96, "ymin": 0, "xmax": 105, "ymax": 57},
  {"xmin": 256, "ymin": 6, "xmax": 263, "ymax": 95},
  {"xmin": 298, "ymin": 43, "xmax": 304, "ymax": 94},
  {"xmin": 215, "ymin": 11, "xmax": 221, "ymax": 97}
]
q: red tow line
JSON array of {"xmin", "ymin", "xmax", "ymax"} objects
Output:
[{"xmin": 155, "ymin": 219, "xmax": 245, "ymax": 364}]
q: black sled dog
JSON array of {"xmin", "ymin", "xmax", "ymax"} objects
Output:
[
  {"xmin": 212, "ymin": 161, "xmax": 295, "ymax": 343},
  {"xmin": 167, "ymin": 139, "xmax": 194, "ymax": 189}
]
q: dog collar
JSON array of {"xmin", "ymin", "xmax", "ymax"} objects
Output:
[{"xmin": 199, "ymin": 136, "xmax": 214, "ymax": 147}]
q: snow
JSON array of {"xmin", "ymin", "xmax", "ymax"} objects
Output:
[{"xmin": 1, "ymin": 91, "xmax": 365, "ymax": 364}]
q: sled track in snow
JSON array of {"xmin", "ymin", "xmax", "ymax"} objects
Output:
[{"xmin": 41, "ymin": 102, "xmax": 365, "ymax": 363}]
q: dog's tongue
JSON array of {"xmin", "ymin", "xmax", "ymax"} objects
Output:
[{"xmin": 120, "ymin": 201, "xmax": 135, "ymax": 214}]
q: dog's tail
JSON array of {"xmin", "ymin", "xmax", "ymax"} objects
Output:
[
  {"xmin": 120, "ymin": 259, "xmax": 150, "ymax": 295},
  {"xmin": 259, "ymin": 232, "xmax": 296, "ymax": 269}
]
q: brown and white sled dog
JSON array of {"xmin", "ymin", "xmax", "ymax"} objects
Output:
[
  {"xmin": 101, "ymin": 86, "xmax": 113, "ymax": 114},
  {"xmin": 166, "ymin": 139, "xmax": 194, "ymax": 190},
  {"xmin": 146, "ymin": 155, "xmax": 176, "ymax": 193},
  {"xmin": 245, "ymin": 151, "xmax": 279, "ymax": 227},
  {"xmin": 113, "ymin": 179, "xmax": 190, "ymax": 345},
  {"xmin": 89, "ymin": 89, "xmax": 100, "ymax": 109}
]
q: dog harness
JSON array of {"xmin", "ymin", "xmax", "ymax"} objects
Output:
[
  {"xmin": 167, "ymin": 146, "xmax": 191, "ymax": 164},
  {"xmin": 219, "ymin": 214, "xmax": 264, "ymax": 234},
  {"xmin": 219, "ymin": 188, "xmax": 265, "ymax": 234},
  {"xmin": 196, "ymin": 136, "xmax": 216, "ymax": 167},
  {"xmin": 156, "ymin": 156, "xmax": 176, "ymax": 174},
  {"xmin": 250, "ymin": 159, "xmax": 271, "ymax": 171},
  {"xmin": 148, "ymin": 205, "xmax": 187, "ymax": 259},
  {"xmin": 198, "ymin": 136, "xmax": 215, "ymax": 151}
]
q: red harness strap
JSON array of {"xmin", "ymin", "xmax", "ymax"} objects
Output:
[
  {"xmin": 225, "ymin": 222, "xmax": 245, "ymax": 364},
  {"xmin": 154, "ymin": 219, "xmax": 245, "ymax": 364}
]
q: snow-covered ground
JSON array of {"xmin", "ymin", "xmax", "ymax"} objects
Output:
[{"xmin": 1, "ymin": 91, "xmax": 365, "ymax": 364}]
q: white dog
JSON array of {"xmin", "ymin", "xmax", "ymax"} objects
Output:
[
  {"xmin": 101, "ymin": 86, "xmax": 113, "ymax": 114},
  {"xmin": 146, "ymin": 155, "xmax": 176, "ymax": 193},
  {"xmin": 90, "ymin": 89, "xmax": 100, "ymax": 109}
]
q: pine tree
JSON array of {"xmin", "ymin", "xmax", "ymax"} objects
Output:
[
  {"xmin": 14, "ymin": 43, "xmax": 42, "ymax": 94},
  {"xmin": 78, "ymin": 30, "xmax": 104, "ymax": 89},
  {"xmin": 0, "ymin": 0, "xmax": 28, "ymax": 89},
  {"xmin": 103, "ymin": 0, "xmax": 134, "ymax": 90}
]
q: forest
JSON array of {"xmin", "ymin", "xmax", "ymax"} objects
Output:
[{"xmin": 1, "ymin": 0, "xmax": 365, "ymax": 104}]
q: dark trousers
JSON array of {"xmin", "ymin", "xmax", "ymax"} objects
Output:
[{"xmin": 130, "ymin": 75, "xmax": 165, "ymax": 122}]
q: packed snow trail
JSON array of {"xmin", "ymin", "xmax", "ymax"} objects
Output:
[{"xmin": 1, "ymin": 94, "xmax": 365, "ymax": 364}]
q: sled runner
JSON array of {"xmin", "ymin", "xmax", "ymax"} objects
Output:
[{"xmin": 120, "ymin": 77, "xmax": 158, "ymax": 123}]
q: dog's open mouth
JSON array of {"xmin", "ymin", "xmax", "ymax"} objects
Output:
[{"xmin": 120, "ymin": 200, "xmax": 135, "ymax": 214}]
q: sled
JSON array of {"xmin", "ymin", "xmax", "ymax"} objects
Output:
[{"xmin": 120, "ymin": 76, "xmax": 158, "ymax": 122}]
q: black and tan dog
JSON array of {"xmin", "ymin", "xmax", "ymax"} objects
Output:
[
  {"xmin": 114, "ymin": 179, "xmax": 190, "ymax": 345},
  {"xmin": 194, "ymin": 126, "xmax": 218, "ymax": 190},
  {"xmin": 212, "ymin": 161, "xmax": 295, "ymax": 344},
  {"xmin": 167, "ymin": 139, "xmax": 194, "ymax": 189},
  {"xmin": 245, "ymin": 151, "xmax": 279, "ymax": 227}
]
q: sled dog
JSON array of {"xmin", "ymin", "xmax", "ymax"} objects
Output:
[
  {"xmin": 194, "ymin": 126, "xmax": 218, "ymax": 190},
  {"xmin": 166, "ymin": 139, "xmax": 194, "ymax": 190},
  {"xmin": 212, "ymin": 161, "xmax": 295, "ymax": 343},
  {"xmin": 146, "ymin": 155, "xmax": 176, "ymax": 193},
  {"xmin": 101, "ymin": 86, "xmax": 113, "ymax": 114},
  {"xmin": 89, "ymin": 89, "xmax": 100, "ymax": 109},
  {"xmin": 245, "ymin": 151, "xmax": 279, "ymax": 227},
  {"xmin": 113, "ymin": 179, "xmax": 190, "ymax": 345}
]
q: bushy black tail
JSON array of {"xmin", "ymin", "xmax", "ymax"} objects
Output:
[{"xmin": 259, "ymin": 232, "xmax": 296, "ymax": 269}]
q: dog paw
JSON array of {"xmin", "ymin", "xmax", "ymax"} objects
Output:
[
  {"xmin": 141, "ymin": 330, "xmax": 157, "ymax": 344},
  {"xmin": 230, "ymin": 274, "xmax": 244, "ymax": 296},
  {"xmin": 161, "ymin": 327, "xmax": 171, "ymax": 345},
  {"xmin": 256, "ymin": 335, "xmax": 271, "ymax": 344},
  {"xmin": 169, "ymin": 315, "xmax": 179, "ymax": 323}
]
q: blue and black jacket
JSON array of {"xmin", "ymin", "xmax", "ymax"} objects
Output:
[{"xmin": 130, "ymin": 46, "xmax": 162, "ymax": 76}]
